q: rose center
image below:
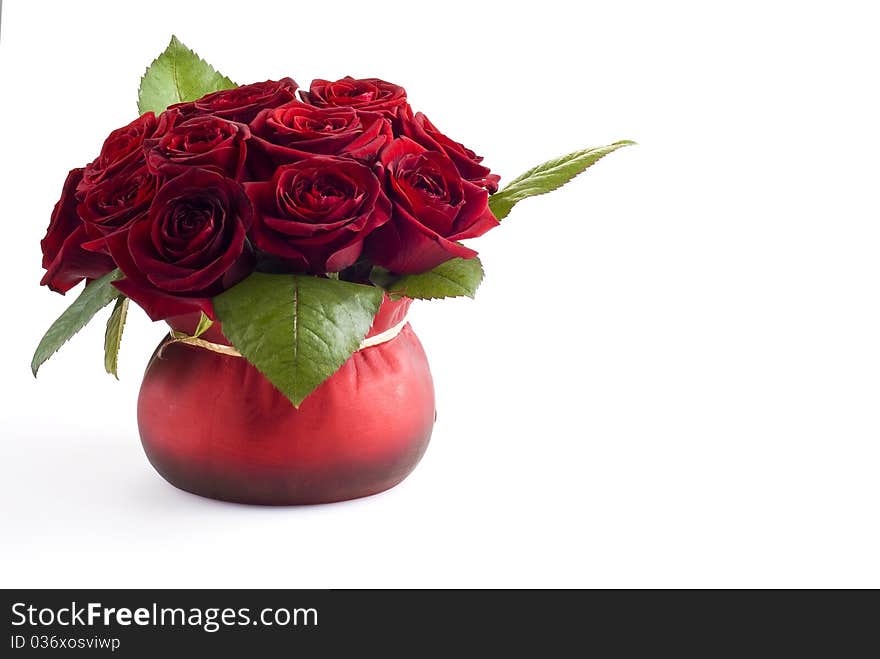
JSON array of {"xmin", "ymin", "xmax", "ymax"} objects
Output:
[
  {"xmin": 298, "ymin": 116, "xmax": 349, "ymax": 133},
  {"xmin": 171, "ymin": 202, "xmax": 213, "ymax": 237},
  {"xmin": 412, "ymin": 170, "xmax": 446, "ymax": 198},
  {"xmin": 303, "ymin": 178, "xmax": 346, "ymax": 206}
]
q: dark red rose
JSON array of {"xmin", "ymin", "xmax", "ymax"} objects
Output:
[
  {"xmin": 40, "ymin": 169, "xmax": 116, "ymax": 293},
  {"xmin": 78, "ymin": 113, "xmax": 158, "ymax": 195},
  {"xmin": 300, "ymin": 77, "xmax": 407, "ymax": 118},
  {"xmin": 146, "ymin": 112, "xmax": 250, "ymax": 178},
  {"xmin": 399, "ymin": 106, "xmax": 500, "ymax": 193},
  {"xmin": 106, "ymin": 169, "xmax": 254, "ymax": 320},
  {"xmin": 365, "ymin": 137, "xmax": 498, "ymax": 274},
  {"xmin": 248, "ymin": 102, "xmax": 391, "ymax": 177},
  {"xmin": 169, "ymin": 78, "xmax": 299, "ymax": 123},
  {"xmin": 244, "ymin": 156, "xmax": 391, "ymax": 273},
  {"xmin": 78, "ymin": 162, "xmax": 159, "ymax": 243}
]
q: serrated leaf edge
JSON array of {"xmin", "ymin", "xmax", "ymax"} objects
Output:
[
  {"xmin": 103, "ymin": 296, "xmax": 129, "ymax": 379},
  {"xmin": 490, "ymin": 140, "xmax": 635, "ymax": 220},
  {"xmin": 214, "ymin": 274, "xmax": 383, "ymax": 408},
  {"xmin": 383, "ymin": 258, "xmax": 484, "ymax": 301},
  {"xmin": 31, "ymin": 269, "xmax": 123, "ymax": 377},
  {"xmin": 137, "ymin": 35, "xmax": 237, "ymax": 115}
]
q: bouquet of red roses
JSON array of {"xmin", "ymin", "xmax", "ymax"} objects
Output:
[{"xmin": 32, "ymin": 37, "xmax": 630, "ymax": 503}]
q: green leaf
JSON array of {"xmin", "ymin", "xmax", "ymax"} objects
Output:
[
  {"xmin": 372, "ymin": 257, "xmax": 484, "ymax": 300},
  {"xmin": 192, "ymin": 312, "xmax": 213, "ymax": 338},
  {"xmin": 489, "ymin": 140, "xmax": 635, "ymax": 220},
  {"xmin": 103, "ymin": 297, "xmax": 129, "ymax": 379},
  {"xmin": 137, "ymin": 35, "xmax": 236, "ymax": 116},
  {"xmin": 213, "ymin": 273, "xmax": 384, "ymax": 407},
  {"xmin": 32, "ymin": 269, "xmax": 123, "ymax": 376},
  {"xmin": 368, "ymin": 266, "xmax": 398, "ymax": 291}
]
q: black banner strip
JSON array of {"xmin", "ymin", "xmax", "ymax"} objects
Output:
[{"xmin": 2, "ymin": 589, "xmax": 875, "ymax": 655}]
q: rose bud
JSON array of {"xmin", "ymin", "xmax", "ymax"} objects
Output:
[
  {"xmin": 300, "ymin": 77, "xmax": 407, "ymax": 118},
  {"xmin": 146, "ymin": 112, "xmax": 251, "ymax": 179},
  {"xmin": 398, "ymin": 106, "xmax": 501, "ymax": 193},
  {"xmin": 78, "ymin": 162, "xmax": 159, "ymax": 243},
  {"xmin": 244, "ymin": 156, "xmax": 391, "ymax": 274},
  {"xmin": 78, "ymin": 112, "xmax": 158, "ymax": 195},
  {"xmin": 169, "ymin": 78, "xmax": 299, "ymax": 123},
  {"xmin": 106, "ymin": 169, "xmax": 254, "ymax": 320},
  {"xmin": 365, "ymin": 137, "xmax": 499, "ymax": 274},
  {"xmin": 248, "ymin": 102, "xmax": 391, "ymax": 177},
  {"xmin": 40, "ymin": 168, "xmax": 116, "ymax": 293}
]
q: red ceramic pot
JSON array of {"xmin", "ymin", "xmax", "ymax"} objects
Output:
[{"xmin": 137, "ymin": 297, "xmax": 435, "ymax": 505}]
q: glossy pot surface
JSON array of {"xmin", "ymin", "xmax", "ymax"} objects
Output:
[{"xmin": 138, "ymin": 297, "xmax": 435, "ymax": 504}]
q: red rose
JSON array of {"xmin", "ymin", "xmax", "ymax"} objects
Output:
[
  {"xmin": 78, "ymin": 162, "xmax": 159, "ymax": 241},
  {"xmin": 300, "ymin": 77, "xmax": 407, "ymax": 118},
  {"xmin": 107, "ymin": 169, "xmax": 254, "ymax": 320},
  {"xmin": 170, "ymin": 78, "xmax": 298, "ymax": 123},
  {"xmin": 245, "ymin": 156, "xmax": 391, "ymax": 273},
  {"xmin": 78, "ymin": 113, "xmax": 158, "ymax": 194},
  {"xmin": 248, "ymin": 102, "xmax": 391, "ymax": 177},
  {"xmin": 40, "ymin": 169, "xmax": 115, "ymax": 293},
  {"xmin": 399, "ymin": 106, "xmax": 500, "ymax": 193},
  {"xmin": 146, "ymin": 112, "xmax": 250, "ymax": 179},
  {"xmin": 365, "ymin": 137, "xmax": 498, "ymax": 274}
]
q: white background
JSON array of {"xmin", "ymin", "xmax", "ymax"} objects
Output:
[{"xmin": 1, "ymin": 0, "xmax": 878, "ymax": 588}]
